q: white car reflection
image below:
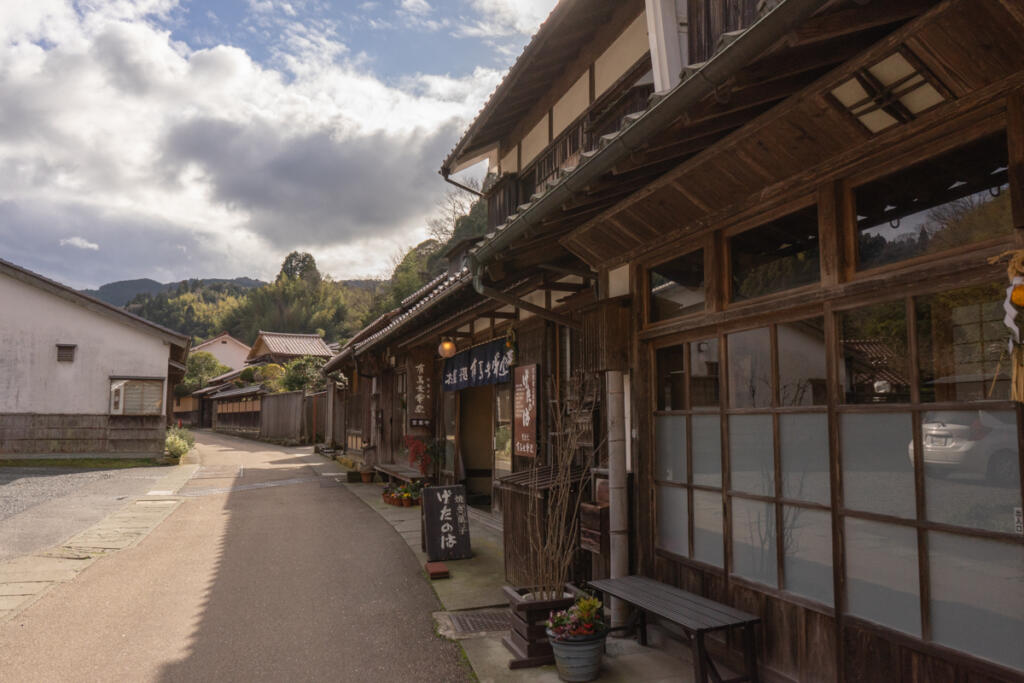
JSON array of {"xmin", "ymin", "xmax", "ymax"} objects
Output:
[{"xmin": 907, "ymin": 411, "xmax": 1018, "ymax": 483}]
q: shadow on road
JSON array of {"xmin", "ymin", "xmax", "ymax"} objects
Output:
[{"xmin": 155, "ymin": 432, "xmax": 470, "ymax": 682}]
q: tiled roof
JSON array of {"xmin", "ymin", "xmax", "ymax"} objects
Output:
[
  {"xmin": 252, "ymin": 331, "xmax": 332, "ymax": 358},
  {"xmin": 354, "ymin": 269, "xmax": 472, "ymax": 354},
  {"xmin": 209, "ymin": 384, "xmax": 267, "ymax": 400}
]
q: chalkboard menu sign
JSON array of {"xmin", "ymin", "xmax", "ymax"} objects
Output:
[
  {"xmin": 513, "ymin": 364, "xmax": 537, "ymax": 457},
  {"xmin": 423, "ymin": 485, "xmax": 472, "ymax": 562}
]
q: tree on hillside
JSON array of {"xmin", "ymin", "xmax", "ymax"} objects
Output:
[
  {"xmin": 175, "ymin": 351, "xmax": 231, "ymax": 396},
  {"xmin": 278, "ymin": 251, "xmax": 321, "ymax": 283},
  {"xmin": 280, "ymin": 355, "xmax": 327, "ymax": 392}
]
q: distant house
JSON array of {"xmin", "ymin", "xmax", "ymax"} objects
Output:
[
  {"xmin": 0, "ymin": 258, "xmax": 190, "ymax": 458},
  {"xmin": 190, "ymin": 331, "xmax": 250, "ymax": 370},
  {"xmin": 245, "ymin": 331, "xmax": 332, "ymax": 365}
]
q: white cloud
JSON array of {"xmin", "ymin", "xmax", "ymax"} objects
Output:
[
  {"xmin": 400, "ymin": 0, "xmax": 432, "ymax": 15},
  {"xmin": 59, "ymin": 236, "xmax": 99, "ymax": 250},
  {"xmin": 457, "ymin": 0, "xmax": 556, "ymax": 37},
  {"xmin": 0, "ymin": 0, "xmax": 505, "ymax": 286}
]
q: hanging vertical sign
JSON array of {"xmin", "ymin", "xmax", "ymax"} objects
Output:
[
  {"xmin": 408, "ymin": 350, "xmax": 433, "ymax": 428},
  {"xmin": 423, "ymin": 485, "xmax": 472, "ymax": 561},
  {"xmin": 513, "ymin": 364, "xmax": 538, "ymax": 457}
]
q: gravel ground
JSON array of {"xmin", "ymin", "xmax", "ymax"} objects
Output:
[{"xmin": 0, "ymin": 466, "xmax": 167, "ymax": 561}]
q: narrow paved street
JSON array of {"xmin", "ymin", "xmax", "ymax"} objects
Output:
[{"xmin": 0, "ymin": 432, "xmax": 470, "ymax": 682}]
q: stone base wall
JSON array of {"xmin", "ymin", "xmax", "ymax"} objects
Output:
[{"xmin": 0, "ymin": 414, "xmax": 165, "ymax": 457}]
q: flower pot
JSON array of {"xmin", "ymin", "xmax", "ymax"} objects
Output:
[
  {"xmin": 547, "ymin": 629, "xmax": 607, "ymax": 682},
  {"xmin": 502, "ymin": 585, "xmax": 576, "ymax": 669},
  {"xmin": 402, "ymin": 498, "xmax": 412, "ymax": 507},
  {"xmin": 360, "ymin": 471, "xmax": 374, "ymax": 484}
]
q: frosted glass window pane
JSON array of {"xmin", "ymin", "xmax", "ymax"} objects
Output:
[
  {"xmin": 728, "ymin": 327, "xmax": 772, "ymax": 408},
  {"xmin": 656, "ymin": 485, "xmax": 688, "ymax": 557},
  {"xmin": 655, "ymin": 416, "xmax": 686, "ymax": 483},
  {"xmin": 783, "ymin": 507, "xmax": 833, "ymax": 606},
  {"xmin": 693, "ymin": 490, "xmax": 723, "ymax": 567},
  {"xmin": 929, "ymin": 532, "xmax": 1024, "ymax": 672},
  {"xmin": 656, "ymin": 345, "xmax": 686, "ymax": 410},
  {"xmin": 845, "ymin": 518, "xmax": 920, "ymax": 636},
  {"xmin": 730, "ymin": 414, "xmax": 774, "ymax": 495},
  {"xmin": 922, "ymin": 410, "xmax": 1022, "ymax": 533},
  {"xmin": 778, "ymin": 318, "xmax": 827, "ymax": 406},
  {"xmin": 690, "ymin": 338, "xmax": 720, "ymax": 407},
  {"xmin": 692, "ymin": 415, "xmax": 722, "ymax": 486},
  {"xmin": 842, "ymin": 413, "xmax": 915, "ymax": 518},
  {"xmin": 732, "ymin": 497, "xmax": 777, "ymax": 586},
  {"xmin": 781, "ymin": 413, "xmax": 830, "ymax": 504}
]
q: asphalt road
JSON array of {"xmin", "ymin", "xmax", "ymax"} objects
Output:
[
  {"xmin": 0, "ymin": 432, "xmax": 471, "ymax": 682},
  {"xmin": 0, "ymin": 465, "xmax": 167, "ymax": 562}
]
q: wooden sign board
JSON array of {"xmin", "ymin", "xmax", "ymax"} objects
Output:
[
  {"xmin": 513, "ymin": 364, "xmax": 538, "ymax": 457},
  {"xmin": 408, "ymin": 350, "xmax": 433, "ymax": 428},
  {"xmin": 423, "ymin": 485, "xmax": 472, "ymax": 562}
]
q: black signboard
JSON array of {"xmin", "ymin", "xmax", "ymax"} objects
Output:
[
  {"xmin": 442, "ymin": 339, "xmax": 514, "ymax": 391},
  {"xmin": 422, "ymin": 484, "xmax": 472, "ymax": 561}
]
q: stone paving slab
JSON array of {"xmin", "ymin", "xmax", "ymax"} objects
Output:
[{"xmin": 0, "ymin": 463, "xmax": 198, "ymax": 624}]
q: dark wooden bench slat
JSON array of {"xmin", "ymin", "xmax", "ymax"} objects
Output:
[
  {"xmin": 615, "ymin": 576, "xmax": 758, "ymax": 623},
  {"xmin": 590, "ymin": 576, "xmax": 758, "ymax": 632},
  {"xmin": 589, "ymin": 575, "xmax": 761, "ymax": 683},
  {"xmin": 617, "ymin": 577, "xmax": 758, "ymax": 627}
]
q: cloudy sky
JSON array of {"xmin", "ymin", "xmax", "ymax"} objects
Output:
[{"xmin": 0, "ymin": 0, "xmax": 557, "ymax": 289}]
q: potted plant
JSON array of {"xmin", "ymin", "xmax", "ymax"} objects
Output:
[
  {"xmin": 546, "ymin": 595, "xmax": 608, "ymax": 682},
  {"xmin": 503, "ymin": 372, "xmax": 598, "ymax": 668}
]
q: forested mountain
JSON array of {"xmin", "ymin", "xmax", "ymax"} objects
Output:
[
  {"xmin": 83, "ymin": 276, "xmax": 264, "ymax": 306},
  {"xmin": 110, "ymin": 185, "xmax": 487, "ymax": 347}
]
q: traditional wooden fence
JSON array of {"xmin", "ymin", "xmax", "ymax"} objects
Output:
[
  {"xmin": 303, "ymin": 391, "xmax": 327, "ymax": 444},
  {"xmin": 258, "ymin": 391, "xmax": 304, "ymax": 442}
]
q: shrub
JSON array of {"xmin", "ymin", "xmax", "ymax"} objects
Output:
[
  {"xmin": 165, "ymin": 433, "xmax": 189, "ymax": 459},
  {"xmin": 167, "ymin": 425, "xmax": 195, "ymax": 448},
  {"xmin": 239, "ymin": 367, "xmax": 256, "ymax": 382}
]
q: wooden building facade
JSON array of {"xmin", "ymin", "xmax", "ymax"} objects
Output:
[{"xmin": 427, "ymin": 0, "xmax": 1024, "ymax": 681}]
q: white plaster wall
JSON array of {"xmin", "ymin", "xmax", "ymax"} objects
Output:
[
  {"xmin": 553, "ymin": 72, "xmax": 590, "ymax": 138},
  {"xmin": 0, "ymin": 274, "xmax": 170, "ymax": 414},
  {"xmin": 500, "ymin": 146, "xmax": 519, "ymax": 175},
  {"xmin": 193, "ymin": 338, "xmax": 249, "ymax": 369},
  {"xmin": 520, "ymin": 115, "xmax": 550, "ymax": 169},
  {"xmin": 595, "ymin": 12, "xmax": 650, "ymax": 97}
]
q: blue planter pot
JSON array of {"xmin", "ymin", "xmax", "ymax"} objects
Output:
[{"xmin": 546, "ymin": 628, "xmax": 607, "ymax": 682}]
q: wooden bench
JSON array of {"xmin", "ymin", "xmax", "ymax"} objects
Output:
[
  {"xmin": 589, "ymin": 575, "xmax": 760, "ymax": 683},
  {"xmin": 373, "ymin": 463, "xmax": 426, "ymax": 485}
]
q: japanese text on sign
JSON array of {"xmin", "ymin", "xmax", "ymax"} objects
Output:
[
  {"xmin": 423, "ymin": 485, "xmax": 472, "ymax": 561},
  {"xmin": 442, "ymin": 339, "xmax": 514, "ymax": 391},
  {"xmin": 513, "ymin": 364, "xmax": 538, "ymax": 457}
]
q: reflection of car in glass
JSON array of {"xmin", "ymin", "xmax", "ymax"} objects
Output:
[{"xmin": 907, "ymin": 411, "xmax": 1017, "ymax": 482}]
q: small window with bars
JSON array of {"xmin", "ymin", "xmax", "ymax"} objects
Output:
[{"xmin": 56, "ymin": 344, "xmax": 76, "ymax": 362}]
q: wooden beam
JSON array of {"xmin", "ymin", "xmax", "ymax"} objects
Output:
[
  {"xmin": 537, "ymin": 263, "xmax": 596, "ymax": 279},
  {"xmin": 477, "ymin": 284, "xmax": 582, "ymax": 330},
  {"xmin": 1008, "ymin": 90, "xmax": 1024, "ymax": 231},
  {"xmin": 490, "ymin": 311, "xmax": 517, "ymax": 320},
  {"xmin": 541, "ymin": 282, "xmax": 589, "ymax": 293},
  {"xmin": 789, "ymin": 0, "xmax": 932, "ymax": 47}
]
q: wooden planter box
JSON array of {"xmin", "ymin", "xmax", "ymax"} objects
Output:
[{"xmin": 502, "ymin": 584, "xmax": 578, "ymax": 669}]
